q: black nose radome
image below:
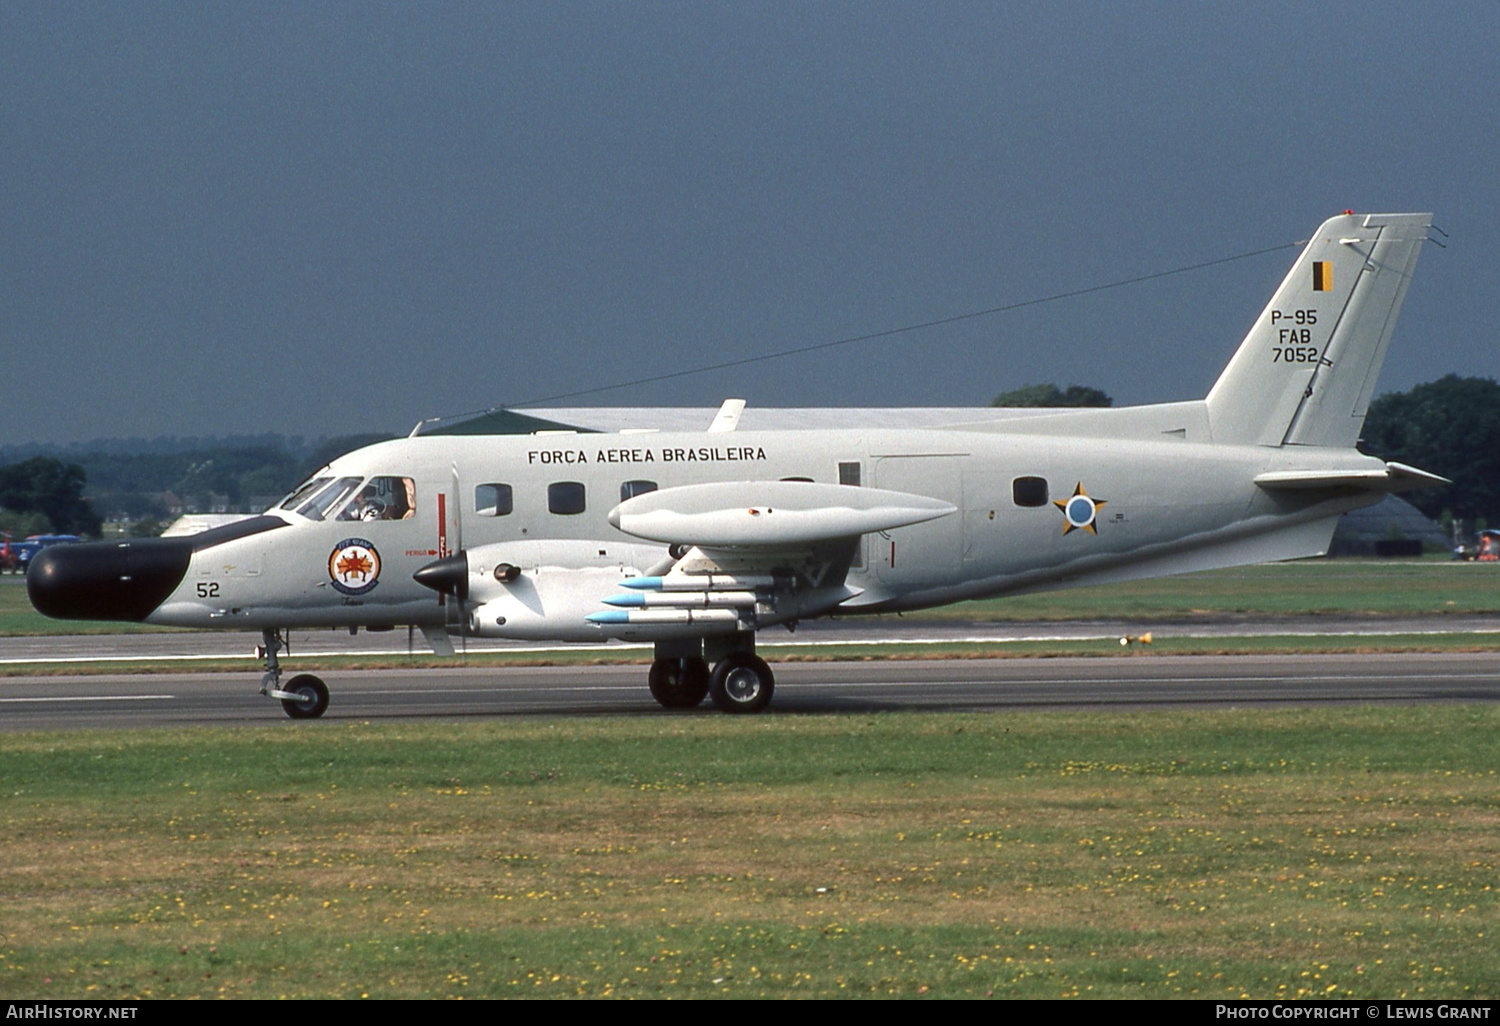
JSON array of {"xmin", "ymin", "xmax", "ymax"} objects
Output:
[
  {"xmin": 28, "ymin": 538, "xmax": 194, "ymax": 622},
  {"xmin": 413, "ymin": 552, "xmax": 469, "ymax": 601}
]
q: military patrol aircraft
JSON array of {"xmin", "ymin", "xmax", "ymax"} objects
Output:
[{"xmin": 29, "ymin": 211, "xmax": 1441, "ymax": 719}]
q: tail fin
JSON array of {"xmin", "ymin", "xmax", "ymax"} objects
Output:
[{"xmin": 1205, "ymin": 211, "xmax": 1431, "ymax": 447}]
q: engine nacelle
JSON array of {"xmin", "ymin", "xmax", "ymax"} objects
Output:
[
  {"xmin": 415, "ymin": 539, "xmax": 767, "ymax": 641},
  {"xmin": 457, "ymin": 539, "xmax": 671, "ymax": 641}
]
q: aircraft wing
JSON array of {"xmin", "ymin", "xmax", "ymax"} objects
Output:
[
  {"xmin": 607, "ymin": 479, "xmax": 955, "ymax": 546},
  {"xmin": 596, "ymin": 480, "xmax": 958, "ymax": 626},
  {"xmin": 1253, "ymin": 461, "xmax": 1449, "ymax": 494}
]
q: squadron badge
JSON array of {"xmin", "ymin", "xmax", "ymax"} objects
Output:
[
  {"xmin": 1055, "ymin": 483, "xmax": 1107, "ymax": 535},
  {"xmin": 329, "ymin": 538, "xmax": 381, "ymax": 595}
]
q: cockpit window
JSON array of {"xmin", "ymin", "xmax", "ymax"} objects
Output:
[
  {"xmin": 295, "ymin": 477, "xmax": 364, "ymax": 521},
  {"xmin": 279, "ymin": 477, "xmax": 332, "ymax": 512},
  {"xmin": 333, "ymin": 477, "xmax": 416, "ymax": 521}
]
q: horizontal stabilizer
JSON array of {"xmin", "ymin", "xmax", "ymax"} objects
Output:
[
  {"xmin": 1254, "ymin": 461, "xmax": 1448, "ymax": 494},
  {"xmin": 608, "ymin": 480, "xmax": 956, "ymax": 547}
]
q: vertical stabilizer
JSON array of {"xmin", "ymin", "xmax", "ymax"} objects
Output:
[{"xmin": 1205, "ymin": 212, "xmax": 1431, "ymax": 447}]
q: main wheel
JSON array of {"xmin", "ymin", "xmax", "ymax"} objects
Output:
[
  {"xmin": 648, "ymin": 657, "xmax": 710, "ymax": 709},
  {"xmin": 708, "ymin": 654, "xmax": 775, "ymax": 714},
  {"xmin": 281, "ymin": 674, "xmax": 330, "ymax": 719}
]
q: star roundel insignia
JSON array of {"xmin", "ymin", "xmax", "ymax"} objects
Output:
[{"xmin": 1054, "ymin": 482, "xmax": 1107, "ymax": 535}]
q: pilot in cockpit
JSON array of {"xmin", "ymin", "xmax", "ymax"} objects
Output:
[{"xmin": 337, "ymin": 477, "xmax": 415, "ymax": 522}]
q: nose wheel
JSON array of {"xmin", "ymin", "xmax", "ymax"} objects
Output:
[{"xmin": 280, "ymin": 674, "xmax": 330, "ymax": 719}]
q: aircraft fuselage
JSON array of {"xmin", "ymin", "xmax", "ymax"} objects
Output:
[{"xmin": 107, "ymin": 423, "xmax": 1384, "ymax": 634}]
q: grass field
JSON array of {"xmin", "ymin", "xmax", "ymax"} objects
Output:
[
  {"xmin": 919, "ymin": 559, "xmax": 1500, "ymax": 621},
  {"xmin": 2, "ymin": 707, "xmax": 1496, "ymax": 999}
]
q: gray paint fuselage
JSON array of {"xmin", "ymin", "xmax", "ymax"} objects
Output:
[{"xmin": 142, "ymin": 425, "xmax": 1381, "ymax": 631}]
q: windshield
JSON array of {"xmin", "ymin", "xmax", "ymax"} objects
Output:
[
  {"xmin": 275, "ymin": 475, "xmax": 418, "ymax": 522},
  {"xmin": 277, "ymin": 476, "xmax": 331, "ymax": 512},
  {"xmin": 296, "ymin": 477, "xmax": 365, "ymax": 522}
]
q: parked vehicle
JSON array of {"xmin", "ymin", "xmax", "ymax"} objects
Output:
[
  {"xmin": 1452, "ymin": 529, "xmax": 1500, "ymax": 562},
  {"xmin": 3, "ymin": 533, "xmax": 82, "ymax": 573}
]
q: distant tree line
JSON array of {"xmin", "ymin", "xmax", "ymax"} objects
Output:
[
  {"xmin": 1359, "ymin": 375, "xmax": 1500, "ymax": 524},
  {"xmin": 991, "ymin": 383, "xmax": 1113, "ymax": 408},
  {"xmin": 0, "ymin": 433, "xmax": 310, "ymax": 463},
  {"xmin": 79, "ymin": 447, "xmax": 304, "ymax": 517},
  {"xmin": 0, "ymin": 458, "xmax": 102, "ymax": 536},
  {"xmin": 0, "ymin": 433, "xmax": 395, "ymax": 537}
]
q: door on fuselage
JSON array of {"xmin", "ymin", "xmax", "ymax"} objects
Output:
[{"xmin": 872, "ymin": 455, "xmax": 965, "ymax": 585}]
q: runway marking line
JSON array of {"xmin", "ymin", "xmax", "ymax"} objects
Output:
[
  {"xmin": 5, "ymin": 627, "xmax": 1500, "ymax": 666},
  {"xmin": 0, "ymin": 695, "xmax": 176, "ymax": 703}
]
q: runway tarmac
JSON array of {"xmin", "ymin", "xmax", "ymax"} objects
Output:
[
  {"xmin": 4, "ymin": 650, "xmax": 1498, "ymax": 731},
  {"xmin": 4, "ymin": 613, "xmax": 1498, "ymax": 665}
]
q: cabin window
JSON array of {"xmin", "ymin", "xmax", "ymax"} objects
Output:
[
  {"xmin": 335, "ymin": 477, "xmax": 416, "ymax": 521},
  {"xmin": 1012, "ymin": 476, "xmax": 1049, "ymax": 508},
  {"xmin": 548, "ymin": 481, "xmax": 586, "ymax": 515},
  {"xmin": 476, "ymin": 483, "xmax": 514, "ymax": 517},
  {"xmin": 781, "ymin": 476, "xmax": 814, "ymax": 483},
  {"xmin": 620, "ymin": 480, "xmax": 657, "ymax": 501}
]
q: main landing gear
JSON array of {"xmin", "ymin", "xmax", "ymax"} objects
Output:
[
  {"xmin": 259, "ymin": 628, "xmax": 330, "ymax": 720},
  {"xmin": 648, "ymin": 655, "xmax": 710, "ymax": 708},
  {"xmin": 649, "ymin": 633, "xmax": 775, "ymax": 714}
]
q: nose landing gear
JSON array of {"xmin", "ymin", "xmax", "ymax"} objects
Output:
[{"xmin": 258, "ymin": 628, "xmax": 330, "ymax": 720}]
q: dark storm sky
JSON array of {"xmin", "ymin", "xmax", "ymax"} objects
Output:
[{"xmin": 2, "ymin": 2, "xmax": 1494, "ymax": 444}]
